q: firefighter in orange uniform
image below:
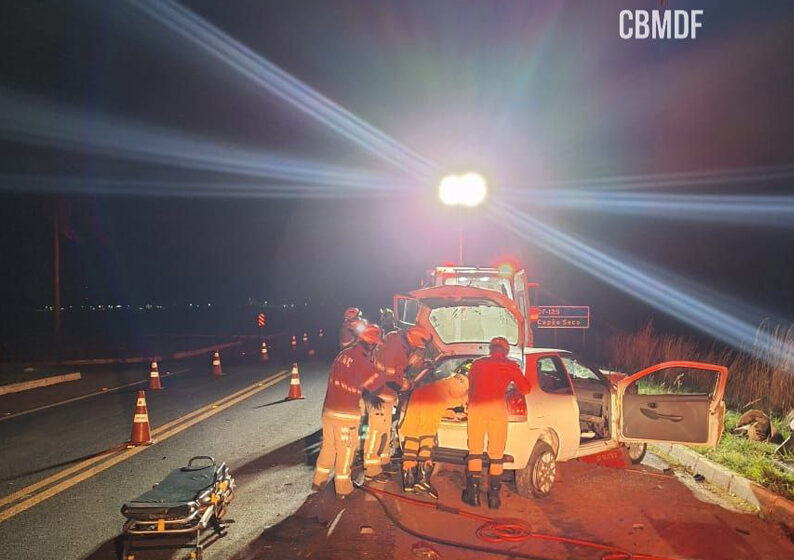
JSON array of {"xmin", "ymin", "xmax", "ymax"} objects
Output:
[
  {"xmin": 313, "ymin": 324, "xmax": 383, "ymax": 499},
  {"xmin": 339, "ymin": 307, "xmax": 367, "ymax": 350},
  {"xmin": 399, "ymin": 368, "xmax": 469, "ymax": 498},
  {"xmin": 463, "ymin": 336, "xmax": 531, "ymax": 509},
  {"xmin": 363, "ymin": 326, "xmax": 432, "ymax": 483}
]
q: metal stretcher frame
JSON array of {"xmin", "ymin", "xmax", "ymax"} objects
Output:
[{"xmin": 120, "ymin": 456, "xmax": 235, "ymax": 560}]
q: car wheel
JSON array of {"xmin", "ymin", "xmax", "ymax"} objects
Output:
[
  {"xmin": 515, "ymin": 441, "xmax": 556, "ymax": 498},
  {"xmin": 626, "ymin": 442, "xmax": 647, "ymax": 464}
]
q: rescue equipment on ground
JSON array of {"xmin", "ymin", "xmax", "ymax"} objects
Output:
[
  {"xmin": 148, "ymin": 361, "xmax": 163, "ymax": 390},
  {"xmin": 210, "ymin": 351, "xmax": 223, "ymax": 376},
  {"xmin": 128, "ymin": 390, "xmax": 153, "ymax": 447},
  {"xmin": 120, "ymin": 456, "xmax": 234, "ymax": 560},
  {"xmin": 286, "ymin": 362, "xmax": 304, "ymax": 400},
  {"xmin": 358, "ymin": 484, "xmax": 679, "ymax": 560}
]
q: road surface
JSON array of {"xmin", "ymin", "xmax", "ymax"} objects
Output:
[
  {"xmin": 0, "ymin": 337, "xmax": 332, "ymax": 560},
  {"xmin": 1, "ymin": 337, "xmax": 793, "ymax": 560}
]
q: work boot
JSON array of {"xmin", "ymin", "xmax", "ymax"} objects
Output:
[
  {"xmin": 487, "ymin": 477, "xmax": 502, "ymax": 510},
  {"xmin": 413, "ymin": 462, "xmax": 439, "ymax": 499},
  {"xmin": 365, "ymin": 472, "xmax": 391, "ymax": 484},
  {"xmin": 401, "ymin": 466, "xmax": 417, "ymax": 492},
  {"xmin": 461, "ymin": 473, "xmax": 481, "ymax": 506}
]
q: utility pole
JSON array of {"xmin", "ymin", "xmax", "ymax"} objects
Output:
[{"xmin": 53, "ymin": 209, "xmax": 61, "ymax": 352}]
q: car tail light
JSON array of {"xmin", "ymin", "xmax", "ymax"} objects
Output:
[{"xmin": 506, "ymin": 389, "xmax": 527, "ymax": 422}]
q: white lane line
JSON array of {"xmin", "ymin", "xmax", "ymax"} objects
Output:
[
  {"xmin": 0, "ymin": 369, "xmax": 290, "ymax": 523},
  {"xmin": 0, "ymin": 368, "xmax": 191, "ymax": 422}
]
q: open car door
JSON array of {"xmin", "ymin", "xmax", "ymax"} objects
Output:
[
  {"xmin": 393, "ymin": 294, "xmax": 421, "ymax": 329},
  {"xmin": 617, "ymin": 361, "xmax": 728, "ymax": 447}
]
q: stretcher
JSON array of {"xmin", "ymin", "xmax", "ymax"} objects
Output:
[{"xmin": 120, "ymin": 456, "xmax": 235, "ymax": 560}]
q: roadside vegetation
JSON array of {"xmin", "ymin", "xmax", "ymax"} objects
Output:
[{"xmin": 605, "ymin": 321, "xmax": 794, "ymax": 500}]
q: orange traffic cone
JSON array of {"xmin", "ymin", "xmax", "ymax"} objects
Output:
[
  {"xmin": 318, "ymin": 328, "xmax": 324, "ymax": 338},
  {"xmin": 260, "ymin": 341, "xmax": 269, "ymax": 361},
  {"xmin": 302, "ymin": 332, "xmax": 309, "ymax": 344},
  {"xmin": 211, "ymin": 351, "xmax": 223, "ymax": 376},
  {"xmin": 286, "ymin": 363, "xmax": 305, "ymax": 400},
  {"xmin": 128, "ymin": 390, "xmax": 153, "ymax": 446},
  {"xmin": 148, "ymin": 360, "xmax": 163, "ymax": 390},
  {"xmin": 291, "ymin": 335, "xmax": 297, "ymax": 347}
]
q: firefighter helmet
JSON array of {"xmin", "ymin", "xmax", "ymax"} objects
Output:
[
  {"xmin": 344, "ymin": 307, "xmax": 362, "ymax": 321},
  {"xmin": 405, "ymin": 326, "xmax": 432, "ymax": 349},
  {"xmin": 358, "ymin": 324, "xmax": 383, "ymax": 345}
]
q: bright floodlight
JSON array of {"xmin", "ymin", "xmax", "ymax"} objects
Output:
[{"xmin": 438, "ymin": 173, "xmax": 487, "ymax": 207}]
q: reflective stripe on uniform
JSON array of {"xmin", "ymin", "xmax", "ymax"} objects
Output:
[
  {"xmin": 367, "ymin": 430, "xmax": 379, "ymax": 454},
  {"xmin": 324, "ymin": 410, "xmax": 361, "ymax": 421},
  {"xmin": 315, "ymin": 466, "xmax": 332, "ymax": 474}
]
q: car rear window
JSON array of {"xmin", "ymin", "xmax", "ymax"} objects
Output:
[{"xmin": 428, "ymin": 304, "xmax": 519, "ymax": 345}]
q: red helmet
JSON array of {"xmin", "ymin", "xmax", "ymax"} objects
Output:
[
  {"xmin": 358, "ymin": 324, "xmax": 383, "ymax": 345},
  {"xmin": 404, "ymin": 326, "xmax": 432, "ymax": 349},
  {"xmin": 489, "ymin": 336, "xmax": 510, "ymax": 355},
  {"xmin": 344, "ymin": 307, "xmax": 362, "ymax": 321}
]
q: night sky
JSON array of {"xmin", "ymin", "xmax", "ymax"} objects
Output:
[{"xmin": 1, "ymin": 0, "xmax": 793, "ymax": 337}]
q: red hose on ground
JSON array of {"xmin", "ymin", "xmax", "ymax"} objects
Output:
[{"xmin": 359, "ymin": 484, "xmax": 681, "ymax": 560}]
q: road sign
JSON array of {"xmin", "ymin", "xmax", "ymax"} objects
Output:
[
  {"xmin": 536, "ymin": 306, "xmax": 590, "ymax": 329},
  {"xmin": 257, "ymin": 313, "xmax": 266, "ymax": 328}
]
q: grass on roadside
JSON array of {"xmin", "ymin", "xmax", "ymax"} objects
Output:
[{"xmin": 692, "ymin": 410, "xmax": 794, "ymax": 501}]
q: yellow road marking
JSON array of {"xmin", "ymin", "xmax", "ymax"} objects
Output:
[
  {"xmin": 0, "ymin": 369, "xmax": 284, "ymax": 509},
  {"xmin": 0, "ymin": 369, "xmax": 289, "ymax": 522}
]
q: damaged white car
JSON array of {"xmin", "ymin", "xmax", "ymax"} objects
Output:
[{"xmin": 395, "ymin": 285, "xmax": 729, "ymax": 497}]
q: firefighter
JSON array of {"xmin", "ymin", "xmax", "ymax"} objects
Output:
[
  {"xmin": 363, "ymin": 326, "xmax": 432, "ymax": 483},
  {"xmin": 313, "ymin": 324, "xmax": 383, "ymax": 499},
  {"xmin": 462, "ymin": 336, "xmax": 531, "ymax": 509},
  {"xmin": 339, "ymin": 307, "xmax": 366, "ymax": 350},
  {"xmin": 399, "ymin": 367, "xmax": 469, "ymax": 498}
]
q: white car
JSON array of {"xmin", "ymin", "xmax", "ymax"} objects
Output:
[{"xmin": 395, "ymin": 285, "xmax": 728, "ymax": 497}]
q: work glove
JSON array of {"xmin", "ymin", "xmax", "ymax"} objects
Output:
[{"xmin": 362, "ymin": 389, "xmax": 384, "ymax": 411}]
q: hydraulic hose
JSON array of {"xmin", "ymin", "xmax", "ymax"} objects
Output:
[{"xmin": 357, "ymin": 484, "xmax": 681, "ymax": 560}]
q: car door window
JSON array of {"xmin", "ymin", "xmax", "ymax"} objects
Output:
[
  {"xmin": 536, "ymin": 356, "xmax": 573, "ymax": 395},
  {"xmin": 561, "ymin": 356, "xmax": 602, "ymax": 382}
]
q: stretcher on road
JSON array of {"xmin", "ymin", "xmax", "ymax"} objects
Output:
[{"xmin": 120, "ymin": 456, "xmax": 235, "ymax": 560}]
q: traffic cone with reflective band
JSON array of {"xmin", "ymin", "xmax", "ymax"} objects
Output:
[
  {"xmin": 128, "ymin": 390, "xmax": 153, "ymax": 446},
  {"xmin": 302, "ymin": 332, "xmax": 308, "ymax": 344},
  {"xmin": 318, "ymin": 328, "xmax": 324, "ymax": 338},
  {"xmin": 211, "ymin": 351, "xmax": 223, "ymax": 376},
  {"xmin": 291, "ymin": 335, "xmax": 297, "ymax": 347},
  {"xmin": 148, "ymin": 360, "xmax": 163, "ymax": 390},
  {"xmin": 286, "ymin": 363, "xmax": 304, "ymax": 400},
  {"xmin": 260, "ymin": 341, "xmax": 269, "ymax": 361}
]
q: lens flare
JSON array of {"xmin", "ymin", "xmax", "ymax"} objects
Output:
[
  {"xmin": 129, "ymin": 0, "xmax": 436, "ymax": 180},
  {"xmin": 0, "ymin": 88, "xmax": 411, "ymax": 192},
  {"xmin": 488, "ymin": 200, "xmax": 794, "ymax": 366},
  {"xmin": 0, "ymin": 174, "xmax": 406, "ymax": 199}
]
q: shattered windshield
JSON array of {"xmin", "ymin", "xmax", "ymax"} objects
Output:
[{"xmin": 428, "ymin": 304, "xmax": 519, "ymax": 345}]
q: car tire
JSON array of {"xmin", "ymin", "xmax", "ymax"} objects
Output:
[
  {"xmin": 515, "ymin": 441, "xmax": 556, "ymax": 498},
  {"xmin": 626, "ymin": 442, "xmax": 647, "ymax": 464}
]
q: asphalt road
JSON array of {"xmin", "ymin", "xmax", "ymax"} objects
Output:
[
  {"xmin": 0, "ymin": 337, "xmax": 333, "ymax": 560},
  {"xmin": 2, "ymin": 338, "xmax": 793, "ymax": 560}
]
